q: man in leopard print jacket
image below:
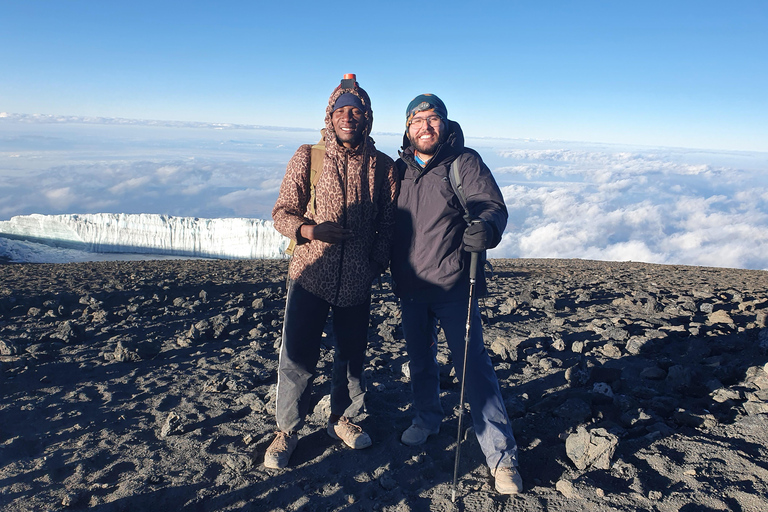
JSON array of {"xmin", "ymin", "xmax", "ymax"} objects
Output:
[{"xmin": 265, "ymin": 75, "xmax": 398, "ymax": 469}]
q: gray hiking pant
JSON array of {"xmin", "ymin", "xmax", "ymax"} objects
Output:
[{"xmin": 275, "ymin": 280, "xmax": 370, "ymax": 432}]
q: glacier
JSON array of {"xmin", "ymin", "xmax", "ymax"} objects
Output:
[{"xmin": 0, "ymin": 213, "xmax": 290, "ymax": 263}]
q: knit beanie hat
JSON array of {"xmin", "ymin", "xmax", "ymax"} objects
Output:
[
  {"xmin": 406, "ymin": 94, "xmax": 447, "ymax": 125},
  {"xmin": 333, "ymin": 92, "xmax": 366, "ymax": 113}
]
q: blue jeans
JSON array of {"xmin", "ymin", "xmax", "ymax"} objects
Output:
[
  {"xmin": 401, "ymin": 297, "xmax": 518, "ymax": 471},
  {"xmin": 275, "ymin": 281, "xmax": 370, "ymax": 432}
]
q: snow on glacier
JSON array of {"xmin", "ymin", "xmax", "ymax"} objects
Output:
[{"xmin": 0, "ymin": 213, "xmax": 289, "ymax": 263}]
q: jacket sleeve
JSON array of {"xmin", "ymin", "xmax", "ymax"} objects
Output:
[
  {"xmin": 459, "ymin": 149, "xmax": 508, "ymax": 248},
  {"xmin": 271, "ymin": 145, "xmax": 313, "ymax": 243},
  {"xmin": 370, "ymin": 152, "xmax": 400, "ymax": 271}
]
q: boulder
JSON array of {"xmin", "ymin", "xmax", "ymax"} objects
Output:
[{"xmin": 565, "ymin": 426, "xmax": 619, "ymax": 470}]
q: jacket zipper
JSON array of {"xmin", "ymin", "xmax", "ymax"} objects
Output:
[{"xmin": 334, "ymin": 152, "xmax": 349, "ymax": 303}]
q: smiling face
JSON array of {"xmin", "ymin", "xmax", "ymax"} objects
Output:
[
  {"xmin": 407, "ymin": 111, "xmax": 446, "ymax": 157},
  {"xmin": 332, "ymin": 106, "xmax": 366, "ymax": 149}
]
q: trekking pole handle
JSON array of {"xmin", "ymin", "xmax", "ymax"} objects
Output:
[{"xmin": 469, "ymin": 251, "xmax": 479, "ymax": 283}]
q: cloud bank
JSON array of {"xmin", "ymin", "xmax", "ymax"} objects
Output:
[
  {"xmin": 486, "ymin": 146, "xmax": 768, "ymax": 269},
  {"xmin": 2, "ymin": 117, "xmax": 767, "ymax": 269}
]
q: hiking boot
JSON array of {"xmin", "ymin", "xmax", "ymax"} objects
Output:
[
  {"xmin": 400, "ymin": 424, "xmax": 439, "ymax": 446},
  {"xmin": 327, "ymin": 416, "xmax": 372, "ymax": 449},
  {"xmin": 493, "ymin": 466, "xmax": 523, "ymax": 495},
  {"xmin": 264, "ymin": 431, "xmax": 298, "ymax": 469}
]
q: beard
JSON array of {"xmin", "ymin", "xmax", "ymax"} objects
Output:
[
  {"xmin": 409, "ymin": 128, "xmax": 447, "ymax": 157},
  {"xmin": 411, "ymin": 137, "xmax": 439, "ymax": 156}
]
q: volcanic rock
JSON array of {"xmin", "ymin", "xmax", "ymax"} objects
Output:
[{"xmin": 1, "ymin": 258, "xmax": 767, "ymax": 512}]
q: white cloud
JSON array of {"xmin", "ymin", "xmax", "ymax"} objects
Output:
[
  {"xmin": 44, "ymin": 187, "xmax": 77, "ymax": 209},
  {"xmin": 109, "ymin": 176, "xmax": 152, "ymax": 194},
  {"xmin": 518, "ymin": 223, "xmax": 588, "ymax": 257},
  {"xmin": 156, "ymin": 165, "xmax": 180, "ymax": 181},
  {"xmin": 3, "ymin": 121, "xmax": 768, "ymax": 269},
  {"xmin": 181, "ymin": 183, "xmax": 207, "ymax": 196},
  {"xmin": 260, "ymin": 178, "xmax": 283, "ymax": 190},
  {"xmin": 486, "ymin": 140, "xmax": 768, "ymax": 269},
  {"xmin": 219, "ymin": 188, "xmax": 280, "ymax": 217},
  {"xmin": 584, "ymin": 241, "xmax": 667, "ymax": 265},
  {"xmin": 495, "ymin": 147, "xmax": 723, "ymax": 183}
]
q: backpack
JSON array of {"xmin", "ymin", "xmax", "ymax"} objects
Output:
[{"xmin": 284, "ymin": 131, "xmax": 326, "ymax": 256}]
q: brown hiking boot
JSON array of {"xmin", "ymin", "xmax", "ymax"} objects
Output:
[
  {"xmin": 327, "ymin": 416, "xmax": 372, "ymax": 449},
  {"xmin": 493, "ymin": 466, "xmax": 523, "ymax": 495},
  {"xmin": 264, "ymin": 431, "xmax": 298, "ymax": 469}
]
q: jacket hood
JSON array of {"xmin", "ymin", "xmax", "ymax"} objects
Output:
[{"xmin": 324, "ymin": 85, "xmax": 374, "ymax": 152}]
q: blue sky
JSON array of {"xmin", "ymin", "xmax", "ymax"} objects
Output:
[{"xmin": 1, "ymin": 1, "xmax": 767, "ymax": 151}]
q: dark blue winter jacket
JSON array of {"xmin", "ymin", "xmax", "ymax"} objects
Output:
[{"xmin": 391, "ymin": 120, "xmax": 508, "ymax": 302}]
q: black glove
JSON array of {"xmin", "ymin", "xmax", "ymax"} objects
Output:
[{"xmin": 463, "ymin": 221, "xmax": 493, "ymax": 252}]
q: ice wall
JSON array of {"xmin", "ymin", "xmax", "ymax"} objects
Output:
[{"xmin": 0, "ymin": 213, "xmax": 289, "ymax": 260}]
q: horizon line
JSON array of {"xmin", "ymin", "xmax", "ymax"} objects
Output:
[{"xmin": 4, "ymin": 112, "xmax": 765, "ymax": 155}]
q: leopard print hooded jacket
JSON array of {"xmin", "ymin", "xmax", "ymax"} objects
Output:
[{"xmin": 272, "ymin": 84, "xmax": 398, "ymax": 307}]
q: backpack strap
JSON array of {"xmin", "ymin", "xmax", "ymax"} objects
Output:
[
  {"xmin": 284, "ymin": 130, "xmax": 326, "ymax": 256},
  {"xmin": 307, "ymin": 133, "xmax": 326, "ymax": 215},
  {"xmin": 449, "ymin": 156, "xmax": 475, "ymax": 224},
  {"xmin": 450, "ymin": 155, "xmax": 494, "ymax": 301}
]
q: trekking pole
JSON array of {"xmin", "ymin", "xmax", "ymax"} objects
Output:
[{"xmin": 451, "ymin": 250, "xmax": 479, "ymax": 503}]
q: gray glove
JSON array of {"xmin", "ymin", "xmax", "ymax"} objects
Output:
[{"xmin": 463, "ymin": 221, "xmax": 493, "ymax": 252}]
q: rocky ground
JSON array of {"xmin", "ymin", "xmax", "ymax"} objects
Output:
[{"xmin": 1, "ymin": 258, "xmax": 768, "ymax": 512}]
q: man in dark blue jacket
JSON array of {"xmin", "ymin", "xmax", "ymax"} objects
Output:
[{"xmin": 390, "ymin": 94, "xmax": 522, "ymax": 495}]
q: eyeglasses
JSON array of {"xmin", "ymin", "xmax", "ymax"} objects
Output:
[{"xmin": 409, "ymin": 115, "xmax": 443, "ymax": 129}]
